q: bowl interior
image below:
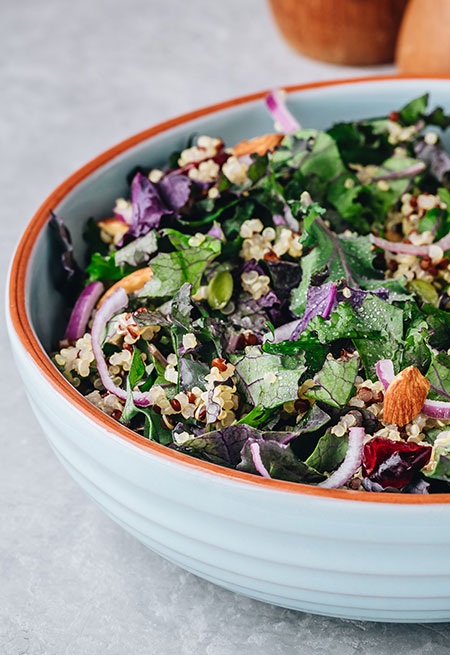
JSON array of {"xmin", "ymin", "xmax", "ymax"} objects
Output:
[{"xmin": 27, "ymin": 78, "xmax": 450, "ymax": 353}]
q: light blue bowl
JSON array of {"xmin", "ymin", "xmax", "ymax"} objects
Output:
[{"xmin": 7, "ymin": 77, "xmax": 450, "ymax": 622}]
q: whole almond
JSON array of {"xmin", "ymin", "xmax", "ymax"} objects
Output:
[
  {"xmin": 233, "ymin": 133, "xmax": 284, "ymax": 158},
  {"xmin": 383, "ymin": 366, "xmax": 430, "ymax": 426}
]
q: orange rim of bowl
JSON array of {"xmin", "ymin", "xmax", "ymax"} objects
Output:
[{"xmin": 9, "ymin": 74, "xmax": 450, "ymax": 504}]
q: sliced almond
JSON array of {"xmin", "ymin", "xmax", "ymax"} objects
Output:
[
  {"xmin": 233, "ymin": 133, "xmax": 284, "ymax": 158},
  {"xmin": 383, "ymin": 365, "xmax": 430, "ymax": 426},
  {"xmin": 97, "ymin": 267, "xmax": 153, "ymax": 308}
]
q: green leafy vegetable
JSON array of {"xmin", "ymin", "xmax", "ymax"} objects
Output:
[
  {"xmin": 399, "ymin": 94, "xmax": 428, "ymax": 125},
  {"xmin": 114, "ymin": 231, "xmax": 158, "ymax": 267},
  {"xmin": 87, "ymin": 252, "xmax": 137, "ymax": 282},
  {"xmin": 423, "ymin": 304, "xmax": 450, "ymax": 350},
  {"xmin": 424, "ymin": 455, "xmax": 450, "ymax": 483},
  {"xmin": 306, "ymin": 432, "xmax": 349, "ymax": 473},
  {"xmin": 352, "ymin": 297, "xmax": 405, "ymax": 376},
  {"xmin": 305, "ymin": 357, "xmax": 360, "ymax": 408},
  {"xmin": 138, "ymin": 239, "xmax": 221, "ymax": 298},
  {"xmin": 290, "ymin": 212, "xmax": 390, "ymax": 316},
  {"xmin": 230, "ymin": 347, "xmax": 306, "ymax": 409},
  {"xmin": 237, "ymin": 405, "xmax": 278, "ymax": 428},
  {"xmin": 263, "ymin": 333, "xmax": 328, "ymax": 375},
  {"xmin": 53, "ymin": 92, "xmax": 450, "ymax": 495},
  {"xmin": 426, "ymin": 353, "xmax": 450, "ymax": 401}
]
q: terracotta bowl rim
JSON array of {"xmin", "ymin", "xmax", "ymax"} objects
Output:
[{"xmin": 9, "ymin": 74, "xmax": 450, "ymax": 504}]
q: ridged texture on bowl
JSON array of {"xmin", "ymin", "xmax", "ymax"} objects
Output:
[
  {"xmin": 8, "ymin": 77, "xmax": 450, "ymax": 622},
  {"xmin": 8, "ymin": 324, "xmax": 450, "ymax": 622}
]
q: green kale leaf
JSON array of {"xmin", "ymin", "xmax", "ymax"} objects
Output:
[
  {"xmin": 175, "ymin": 424, "xmax": 259, "ymax": 468},
  {"xmin": 399, "ymin": 94, "xmax": 428, "ymax": 125},
  {"xmin": 114, "ymin": 230, "xmax": 158, "ymax": 267},
  {"xmin": 230, "ymin": 347, "xmax": 306, "ymax": 409},
  {"xmin": 424, "ymin": 455, "xmax": 450, "ymax": 483},
  {"xmin": 308, "ymin": 301, "xmax": 382, "ymax": 342},
  {"xmin": 263, "ymin": 333, "xmax": 328, "ymax": 376},
  {"xmin": 425, "ymin": 352, "xmax": 450, "ymax": 401},
  {"xmin": 290, "ymin": 213, "xmax": 394, "ymax": 316},
  {"xmin": 87, "ymin": 252, "xmax": 137, "ymax": 282},
  {"xmin": 272, "ymin": 129, "xmax": 346, "ymax": 199},
  {"xmin": 327, "ymin": 120, "xmax": 391, "ymax": 166},
  {"xmin": 120, "ymin": 347, "xmax": 173, "ymax": 445},
  {"xmin": 401, "ymin": 306, "xmax": 432, "ymax": 373},
  {"xmin": 423, "ymin": 304, "xmax": 450, "ymax": 351},
  {"xmin": 138, "ymin": 238, "xmax": 221, "ymax": 298},
  {"xmin": 307, "ymin": 294, "xmax": 406, "ymax": 378},
  {"xmin": 352, "ymin": 295, "xmax": 404, "ymax": 375},
  {"xmin": 305, "ymin": 357, "xmax": 360, "ymax": 408},
  {"xmin": 305, "ymin": 432, "xmax": 349, "ymax": 474},
  {"xmin": 327, "ymin": 156, "xmax": 425, "ymax": 232}
]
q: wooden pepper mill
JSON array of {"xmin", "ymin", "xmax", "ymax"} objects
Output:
[
  {"xmin": 396, "ymin": 0, "xmax": 450, "ymax": 75},
  {"xmin": 268, "ymin": 0, "xmax": 408, "ymax": 65}
]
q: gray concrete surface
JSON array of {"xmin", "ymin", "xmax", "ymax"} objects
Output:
[{"xmin": 3, "ymin": 0, "xmax": 450, "ymax": 653}]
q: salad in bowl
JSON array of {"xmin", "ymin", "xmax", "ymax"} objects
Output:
[{"xmin": 51, "ymin": 90, "xmax": 450, "ymax": 495}]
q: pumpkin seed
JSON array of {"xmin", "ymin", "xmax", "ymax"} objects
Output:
[
  {"xmin": 407, "ymin": 279, "xmax": 439, "ymax": 306},
  {"xmin": 207, "ymin": 271, "xmax": 234, "ymax": 310}
]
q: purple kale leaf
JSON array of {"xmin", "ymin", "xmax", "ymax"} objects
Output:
[
  {"xmin": 158, "ymin": 173, "xmax": 191, "ymax": 210},
  {"xmin": 336, "ymin": 284, "xmax": 389, "ymax": 308},
  {"xmin": 291, "ymin": 281, "xmax": 338, "ymax": 340},
  {"xmin": 260, "ymin": 404, "xmax": 330, "ymax": 445},
  {"xmin": 174, "ymin": 424, "xmax": 260, "ymax": 467},
  {"xmin": 415, "ymin": 139, "xmax": 450, "ymax": 183},
  {"xmin": 230, "ymin": 295, "xmax": 273, "ymax": 335},
  {"xmin": 241, "ymin": 258, "xmax": 265, "ymax": 276},
  {"xmin": 275, "ymin": 404, "xmax": 330, "ymax": 443},
  {"xmin": 48, "ymin": 211, "xmax": 85, "ymax": 302},
  {"xmin": 286, "ymin": 281, "xmax": 389, "ymax": 342},
  {"xmin": 127, "ymin": 172, "xmax": 191, "ymax": 238},
  {"xmin": 265, "ymin": 260, "xmax": 302, "ymax": 300},
  {"xmin": 238, "ymin": 438, "xmax": 324, "ymax": 483}
]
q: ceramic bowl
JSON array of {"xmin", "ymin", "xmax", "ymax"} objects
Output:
[{"xmin": 7, "ymin": 76, "xmax": 450, "ymax": 623}]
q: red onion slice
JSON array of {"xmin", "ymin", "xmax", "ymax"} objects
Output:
[
  {"xmin": 250, "ymin": 441, "xmax": 271, "ymax": 478},
  {"xmin": 65, "ymin": 281, "xmax": 104, "ymax": 341},
  {"xmin": 375, "ymin": 359, "xmax": 395, "ymax": 391},
  {"xmin": 372, "ymin": 162, "xmax": 425, "ymax": 182},
  {"xmin": 371, "ymin": 232, "xmax": 450, "ymax": 257},
  {"xmin": 265, "ymin": 89, "xmax": 300, "ymax": 134},
  {"xmin": 91, "ymin": 287, "xmax": 150, "ymax": 407},
  {"xmin": 319, "ymin": 427, "xmax": 365, "ymax": 489},
  {"xmin": 422, "ymin": 400, "xmax": 450, "ymax": 419}
]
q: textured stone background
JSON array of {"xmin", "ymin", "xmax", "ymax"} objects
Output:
[{"xmin": 3, "ymin": 0, "xmax": 450, "ymax": 653}]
